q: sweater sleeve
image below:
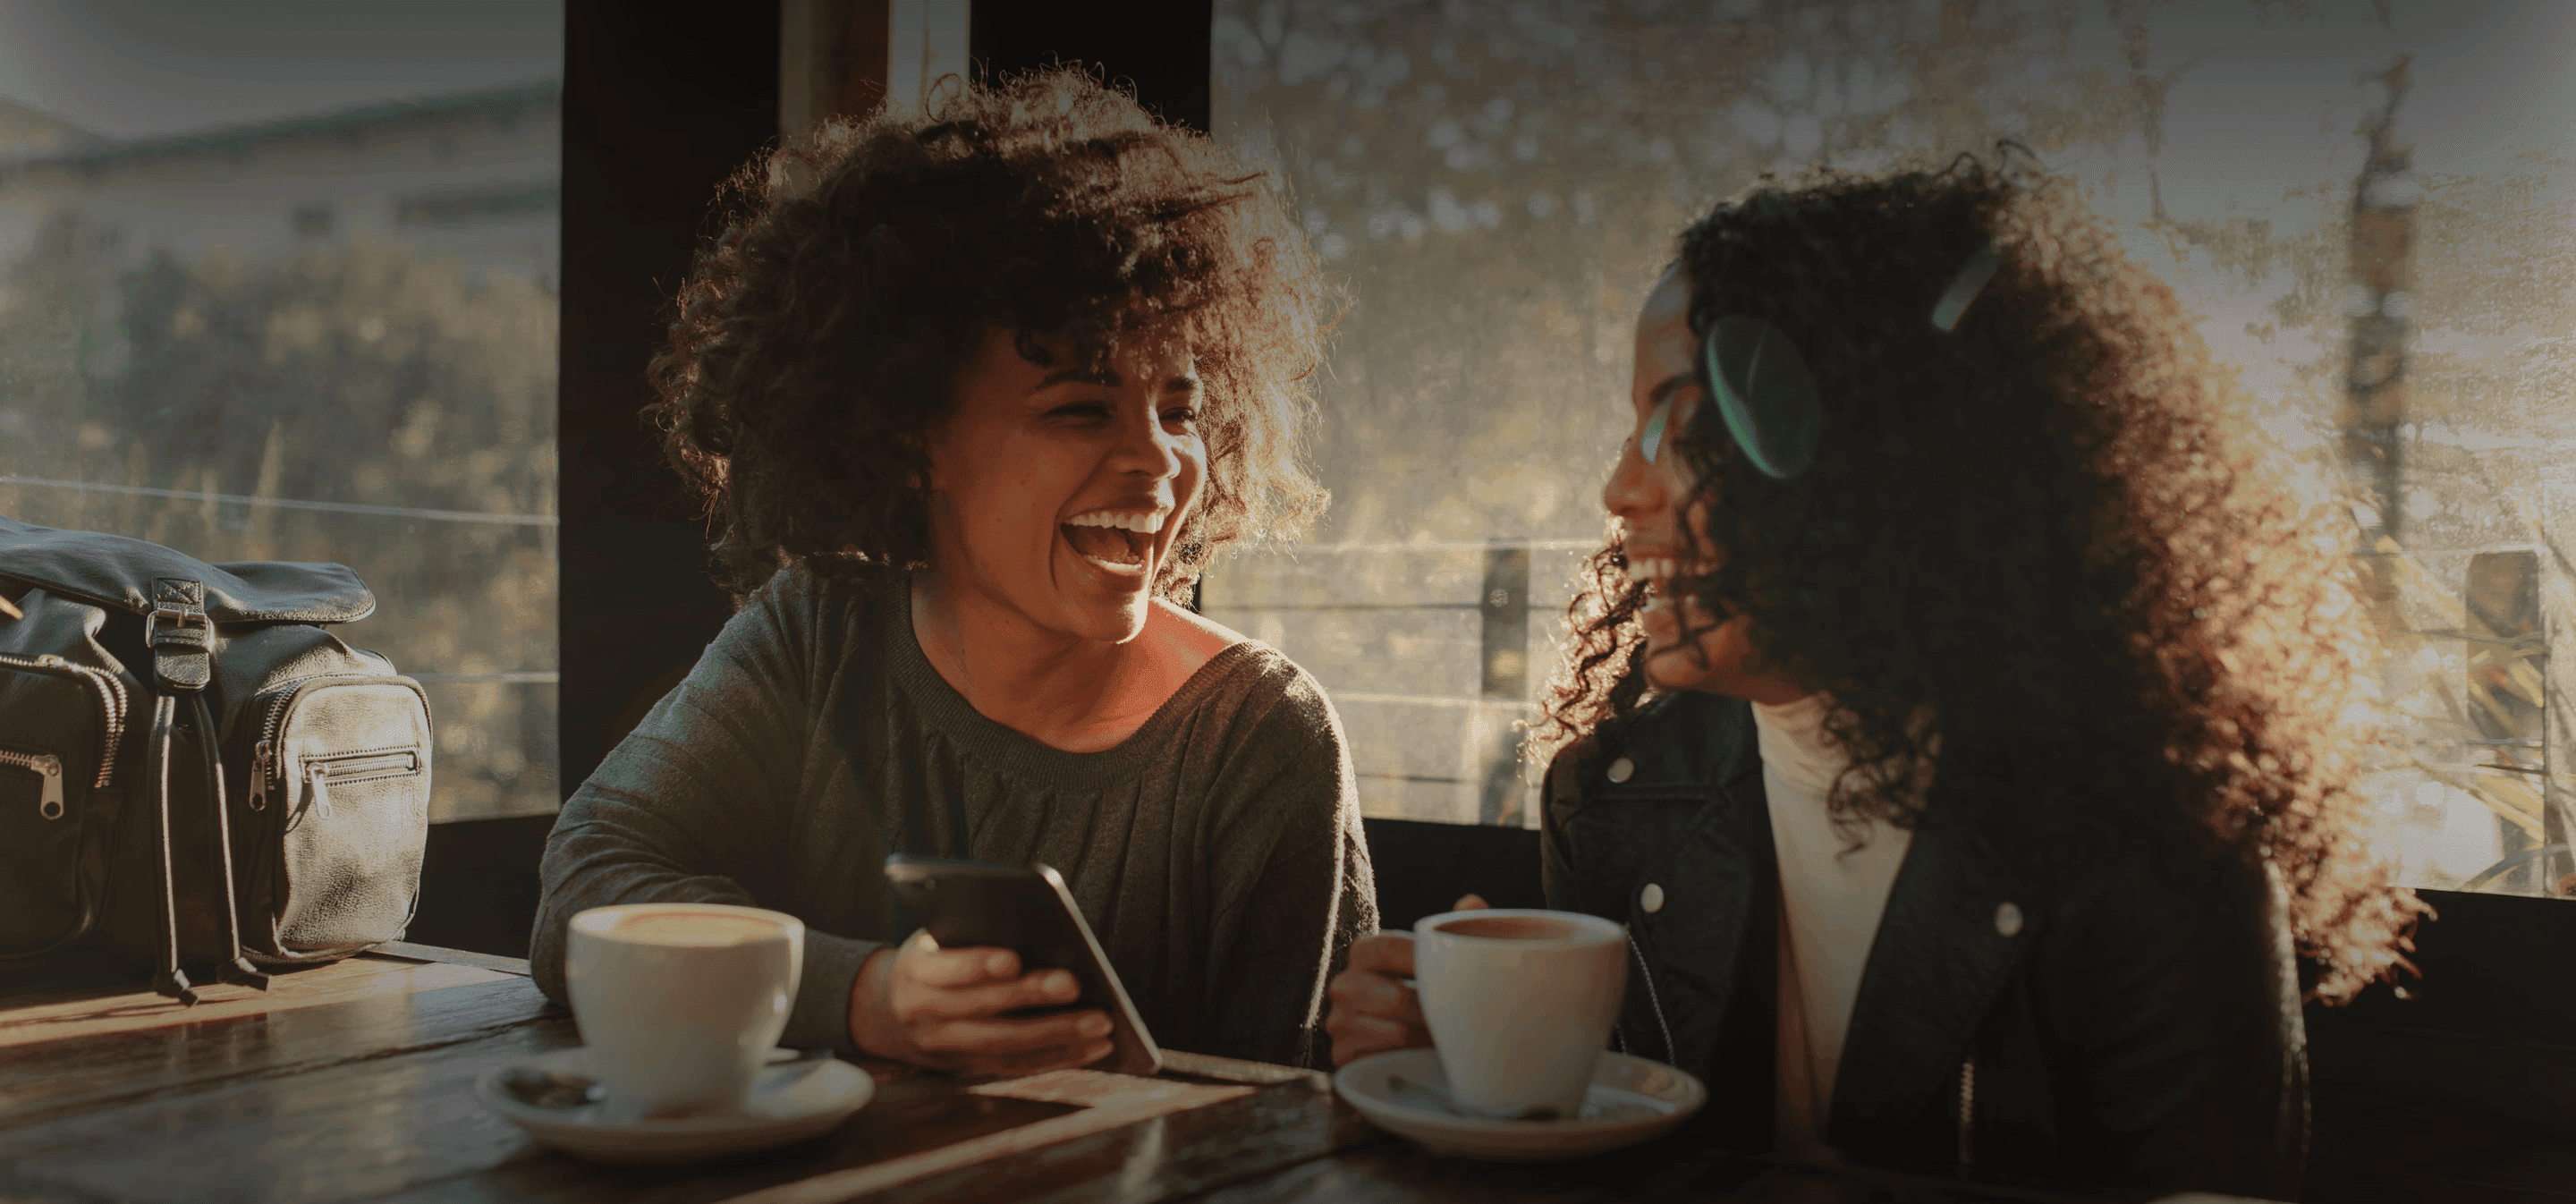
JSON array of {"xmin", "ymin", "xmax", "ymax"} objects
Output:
[
  {"xmin": 1201, "ymin": 669, "xmax": 1379, "ymax": 1069},
  {"xmin": 529, "ymin": 572, "xmax": 886, "ymax": 1052}
]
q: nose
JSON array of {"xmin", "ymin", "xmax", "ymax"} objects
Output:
[
  {"xmin": 1109, "ymin": 399, "xmax": 1187, "ymax": 481},
  {"xmin": 1601, "ymin": 428, "xmax": 1665, "ymax": 522}
]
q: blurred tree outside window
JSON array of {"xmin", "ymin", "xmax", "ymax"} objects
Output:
[
  {"xmin": 1207, "ymin": 0, "xmax": 2576, "ymax": 901},
  {"xmin": 0, "ymin": 3, "xmax": 563, "ymax": 823}
]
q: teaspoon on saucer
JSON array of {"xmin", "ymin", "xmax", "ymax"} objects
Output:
[
  {"xmin": 499, "ymin": 1048, "xmax": 834, "ymax": 1113},
  {"xmin": 501, "ymin": 1066, "xmax": 607, "ymax": 1111}
]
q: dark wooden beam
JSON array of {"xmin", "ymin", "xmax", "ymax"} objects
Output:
[
  {"xmin": 969, "ymin": 0, "xmax": 1213, "ymax": 132},
  {"xmin": 783, "ymin": 0, "xmax": 894, "ymax": 137},
  {"xmin": 556, "ymin": 0, "xmax": 779, "ymax": 801}
]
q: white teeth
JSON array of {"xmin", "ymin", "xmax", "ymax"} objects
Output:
[
  {"xmin": 1625, "ymin": 556, "xmax": 1679, "ymax": 583},
  {"xmin": 1065, "ymin": 511, "xmax": 1164, "ymax": 533}
]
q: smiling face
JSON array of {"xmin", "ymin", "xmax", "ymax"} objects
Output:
[
  {"xmin": 922, "ymin": 325, "xmax": 1204, "ymax": 646},
  {"xmin": 1600, "ymin": 266, "xmax": 1808, "ymax": 703}
]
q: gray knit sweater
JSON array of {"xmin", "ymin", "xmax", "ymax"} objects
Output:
[{"xmin": 530, "ymin": 564, "xmax": 1377, "ymax": 1067}]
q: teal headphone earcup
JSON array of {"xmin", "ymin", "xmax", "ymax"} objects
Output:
[{"xmin": 1703, "ymin": 316, "xmax": 1821, "ymax": 479}]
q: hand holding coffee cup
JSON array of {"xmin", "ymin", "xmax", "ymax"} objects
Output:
[
  {"xmin": 565, "ymin": 903, "xmax": 805, "ymax": 1117},
  {"xmin": 1326, "ymin": 895, "xmax": 1487, "ymax": 1065},
  {"xmin": 1412, "ymin": 909, "xmax": 1628, "ymax": 1119}
]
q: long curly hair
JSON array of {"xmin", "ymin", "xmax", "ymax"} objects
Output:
[
  {"xmin": 645, "ymin": 69, "xmax": 1335, "ymax": 600},
  {"xmin": 1530, "ymin": 158, "xmax": 2425, "ymax": 1003}
]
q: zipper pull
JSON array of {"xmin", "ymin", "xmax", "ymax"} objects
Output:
[
  {"xmin": 34, "ymin": 754, "xmax": 64, "ymax": 820},
  {"xmin": 306, "ymin": 761, "xmax": 335, "ymax": 819},
  {"xmin": 1956, "ymin": 1055, "xmax": 1977, "ymax": 1174},
  {"xmin": 250, "ymin": 741, "xmax": 273, "ymax": 811}
]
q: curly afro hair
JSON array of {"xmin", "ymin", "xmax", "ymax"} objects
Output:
[
  {"xmin": 646, "ymin": 69, "xmax": 1336, "ymax": 600},
  {"xmin": 1530, "ymin": 157, "xmax": 2426, "ymax": 1004}
]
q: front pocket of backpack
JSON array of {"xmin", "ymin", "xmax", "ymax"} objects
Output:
[
  {"xmin": 0, "ymin": 654, "xmax": 121, "ymax": 956},
  {"xmin": 264, "ymin": 678, "xmax": 433, "ymax": 954},
  {"xmin": 275, "ymin": 745, "xmax": 429, "ymax": 952},
  {"xmin": 0, "ymin": 743, "xmax": 83, "ymax": 953}
]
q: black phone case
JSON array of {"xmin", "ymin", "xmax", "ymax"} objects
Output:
[{"xmin": 883, "ymin": 855, "xmax": 1164, "ymax": 1077}]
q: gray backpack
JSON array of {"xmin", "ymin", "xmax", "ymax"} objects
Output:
[{"xmin": 0, "ymin": 517, "xmax": 433, "ymax": 1002}]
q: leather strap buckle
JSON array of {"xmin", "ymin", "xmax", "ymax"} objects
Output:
[
  {"xmin": 147, "ymin": 579, "xmax": 212, "ymax": 691},
  {"xmin": 146, "ymin": 603, "xmax": 210, "ymax": 642}
]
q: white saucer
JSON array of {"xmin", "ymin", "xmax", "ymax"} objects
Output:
[
  {"xmin": 477, "ymin": 1047, "xmax": 875, "ymax": 1165},
  {"xmin": 1333, "ymin": 1048, "xmax": 1705, "ymax": 1162}
]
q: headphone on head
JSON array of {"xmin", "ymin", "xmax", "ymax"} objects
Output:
[{"xmin": 1676, "ymin": 243, "xmax": 2004, "ymax": 482}]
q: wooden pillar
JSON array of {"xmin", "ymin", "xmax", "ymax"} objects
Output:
[
  {"xmin": 559, "ymin": 0, "xmax": 778, "ymax": 798},
  {"xmin": 968, "ymin": 0, "xmax": 1213, "ymax": 132},
  {"xmin": 2343, "ymin": 56, "xmax": 2417, "ymax": 622},
  {"xmin": 782, "ymin": 0, "xmax": 894, "ymax": 137}
]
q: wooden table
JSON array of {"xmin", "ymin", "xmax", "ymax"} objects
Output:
[{"xmin": 0, "ymin": 946, "xmax": 2132, "ymax": 1204}]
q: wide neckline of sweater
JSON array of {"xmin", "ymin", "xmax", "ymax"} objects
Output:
[{"xmin": 876, "ymin": 570, "xmax": 1273, "ymax": 787}]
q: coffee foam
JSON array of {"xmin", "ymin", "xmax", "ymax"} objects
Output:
[
  {"xmin": 1435, "ymin": 914, "xmax": 1585, "ymax": 941},
  {"xmin": 608, "ymin": 911, "xmax": 787, "ymax": 947}
]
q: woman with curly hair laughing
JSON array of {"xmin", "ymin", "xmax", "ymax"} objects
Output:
[
  {"xmin": 533, "ymin": 70, "xmax": 1374, "ymax": 1073},
  {"xmin": 1327, "ymin": 158, "xmax": 2423, "ymax": 1196}
]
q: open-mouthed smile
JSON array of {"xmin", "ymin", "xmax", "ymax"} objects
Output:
[{"xmin": 1061, "ymin": 508, "xmax": 1168, "ymax": 577}]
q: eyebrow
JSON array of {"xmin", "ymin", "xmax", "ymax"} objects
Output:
[
  {"xmin": 1031, "ymin": 369, "xmax": 1201, "ymax": 394},
  {"xmin": 1036, "ymin": 367, "xmax": 1120, "ymax": 390}
]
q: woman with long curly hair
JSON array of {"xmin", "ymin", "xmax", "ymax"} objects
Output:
[
  {"xmin": 1326, "ymin": 159, "xmax": 2423, "ymax": 1195},
  {"xmin": 532, "ymin": 70, "xmax": 1376, "ymax": 1073}
]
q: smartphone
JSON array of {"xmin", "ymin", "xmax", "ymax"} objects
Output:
[{"xmin": 882, "ymin": 854, "xmax": 1164, "ymax": 1077}]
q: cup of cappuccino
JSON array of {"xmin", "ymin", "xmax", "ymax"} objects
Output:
[
  {"xmin": 1412, "ymin": 909, "xmax": 1628, "ymax": 1118},
  {"xmin": 565, "ymin": 903, "xmax": 805, "ymax": 1116}
]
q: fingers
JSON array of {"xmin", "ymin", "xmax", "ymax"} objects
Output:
[
  {"xmin": 1345, "ymin": 932, "xmax": 1417, "ymax": 978},
  {"xmin": 1453, "ymin": 894, "xmax": 1489, "ymax": 911},
  {"xmin": 869, "ymin": 937, "xmax": 1118, "ymax": 1073},
  {"xmin": 913, "ymin": 1008, "xmax": 1113, "ymax": 1061},
  {"xmin": 1326, "ymin": 967, "xmax": 1425, "ymax": 1029},
  {"xmin": 900, "ymin": 967, "xmax": 1080, "ymax": 1022},
  {"xmin": 903, "ymin": 943, "xmax": 1023, "ymax": 989},
  {"xmin": 1325, "ymin": 948, "xmax": 1434, "ymax": 1067}
]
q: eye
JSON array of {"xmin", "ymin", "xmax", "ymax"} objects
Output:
[
  {"xmin": 1161, "ymin": 403, "xmax": 1200, "ymax": 427},
  {"xmin": 1046, "ymin": 400, "xmax": 1112, "ymax": 424}
]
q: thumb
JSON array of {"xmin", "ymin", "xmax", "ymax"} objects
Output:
[{"xmin": 1453, "ymin": 894, "xmax": 1491, "ymax": 911}]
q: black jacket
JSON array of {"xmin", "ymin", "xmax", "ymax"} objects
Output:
[{"xmin": 1540, "ymin": 690, "xmax": 2309, "ymax": 1200}]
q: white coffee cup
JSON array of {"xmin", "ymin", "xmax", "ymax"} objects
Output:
[
  {"xmin": 1412, "ymin": 908, "xmax": 1629, "ymax": 1118},
  {"xmin": 565, "ymin": 903, "xmax": 805, "ymax": 1116}
]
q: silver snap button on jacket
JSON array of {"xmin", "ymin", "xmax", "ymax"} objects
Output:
[
  {"xmin": 1994, "ymin": 901, "xmax": 2024, "ymax": 938},
  {"xmin": 1606, "ymin": 757, "xmax": 1635, "ymax": 784},
  {"xmin": 1640, "ymin": 883, "xmax": 1665, "ymax": 914}
]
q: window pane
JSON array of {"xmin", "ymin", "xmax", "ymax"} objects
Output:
[
  {"xmin": 0, "ymin": 4, "xmax": 564, "ymax": 822},
  {"xmin": 1209, "ymin": 0, "xmax": 2576, "ymax": 893}
]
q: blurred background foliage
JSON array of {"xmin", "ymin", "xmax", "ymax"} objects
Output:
[
  {"xmin": 1207, "ymin": 0, "xmax": 2576, "ymax": 897},
  {"xmin": 0, "ymin": 208, "xmax": 558, "ymax": 821}
]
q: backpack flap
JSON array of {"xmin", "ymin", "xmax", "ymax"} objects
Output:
[{"xmin": 0, "ymin": 517, "xmax": 374, "ymax": 624}]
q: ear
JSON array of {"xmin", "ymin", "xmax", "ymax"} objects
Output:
[{"xmin": 902, "ymin": 428, "xmax": 939, "ymax": 494}]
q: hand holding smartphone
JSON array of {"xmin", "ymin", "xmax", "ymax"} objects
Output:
[{"xmin": 882, "ymin": 855, "xmax": 1164, "ymax": 1076}]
